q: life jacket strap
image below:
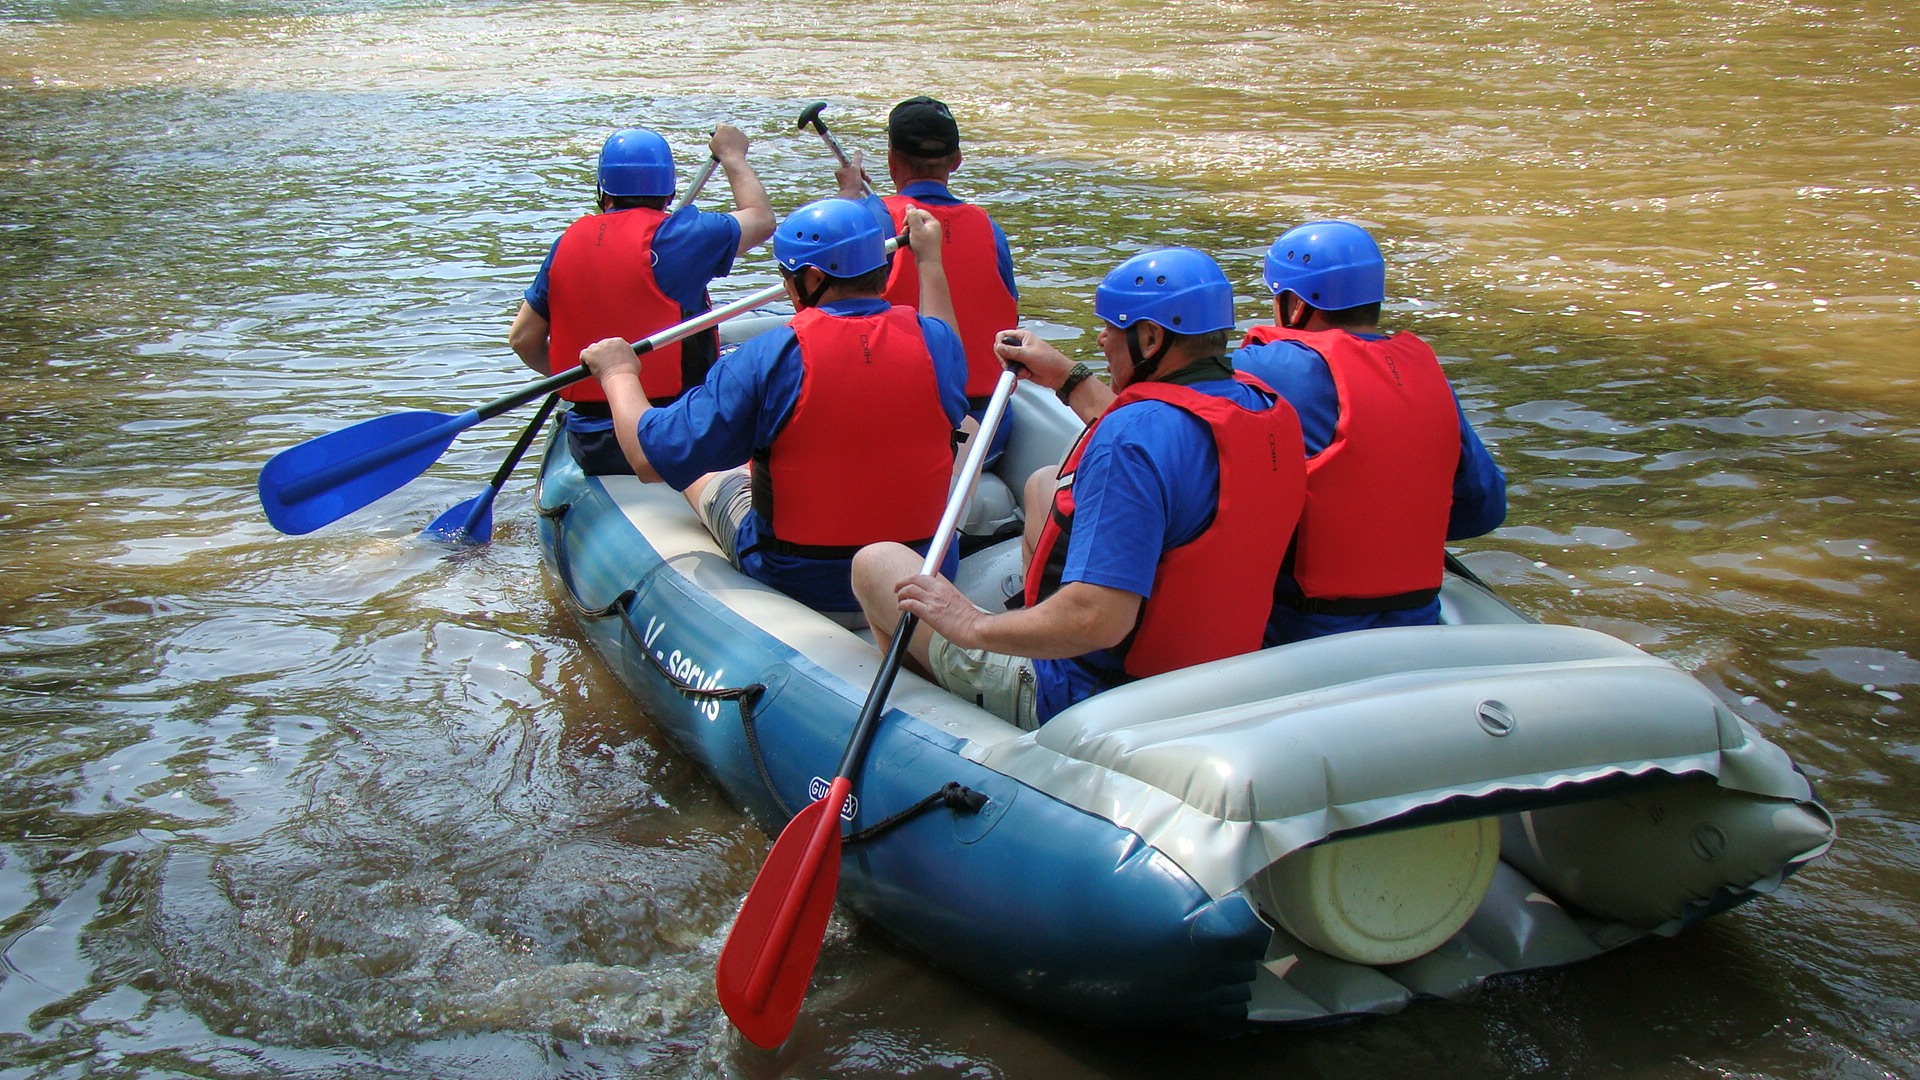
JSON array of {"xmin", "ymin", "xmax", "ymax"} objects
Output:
[
  {"xmin": 1274, "ymin": 586, "xmax": 1441, "ymax": 616},
  {"xmin": 741, "ymin": 533, "xmax": 937, "ymax": 561}
]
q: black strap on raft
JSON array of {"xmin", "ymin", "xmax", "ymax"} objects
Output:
[
  {"xmin": 844, "ymin": 781, "xmax": 989, "ymax": 846},
  {"xmin": 1444, "ymin": 551, "xmax": 1493, "ymax": 591},
  {"xmin": 546, "ymin": 498, "xmax": 785, "ymax": 809},
  {"xmin": 549, "ymin": 519, "xmax": 767, "ymax": 710},
  {"xmin": 545, "ymin": 501, "xmax": 763, "ymax": 707},
  {"xmin": 956, "ymin": 520, "xmax": 1024, "ymax": 559},
  {"xmin": 733, "ymin": 690, "xmax": 791, "ymax": 817}
]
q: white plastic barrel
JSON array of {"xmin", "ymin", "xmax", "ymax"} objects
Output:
[{"xmin": 1246, "ymin": 816, "xmax": 1500, "ymax": 966}]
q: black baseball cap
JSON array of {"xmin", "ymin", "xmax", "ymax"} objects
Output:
[{"xmin": 888, "ymin": 96, "xmax": 960, "ymax": 157}]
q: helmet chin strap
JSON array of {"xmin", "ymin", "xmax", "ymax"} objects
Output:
[
  {"xmin": 792, "ymin": 268, "xmax": 832, "ymax": 309},
  {"xmin": 1125, "ymin": 323, "xmax": 1175, "ymax": 384}
]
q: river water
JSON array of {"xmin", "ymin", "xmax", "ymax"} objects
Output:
[{"xmin": 0, "ymin": 1, "xmax": 1914, "ymax": 1076}]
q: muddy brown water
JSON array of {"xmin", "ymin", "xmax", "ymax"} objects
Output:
[{"xmin": 1, "ymin": 1, "xmax": 1914, "ymax": 1076}]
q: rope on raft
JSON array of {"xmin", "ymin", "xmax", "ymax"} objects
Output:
[{"xmin": 543, "ymin": 497, "xmax": 990, "ymax": 837}]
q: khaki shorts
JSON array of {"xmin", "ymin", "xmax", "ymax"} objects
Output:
[{"xmin": 927, "ymin": 630, "xmax": 1040, "ymax": 731}]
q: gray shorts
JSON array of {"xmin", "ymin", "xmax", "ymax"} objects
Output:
[
  {"xmin": 927, "ymin": 630, "xmax": 1040, "ymax": 731},
  {"xmin": 694, "ymin": 466, "xmax": 754, "ymax": 565}
]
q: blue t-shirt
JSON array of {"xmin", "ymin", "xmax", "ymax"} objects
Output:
[
  {"xmin": 1032, "ymin": 377, "xmax": 1273, "ymax": 722},
  {"xmin": 636, "ymin": 298, "xmax": 970, "ymax": 611},
  {"xmin": 1231, "ymin": 334, "xmax": 1507, "ymax": 643},
  {"xmin": 526, "ymin": 205, "xmax": 743, "ymax": 433}
]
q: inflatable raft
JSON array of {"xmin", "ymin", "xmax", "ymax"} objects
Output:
[{"xmin": 533, "ymin": 330, "xmax": 1834, "ymax": 1031}]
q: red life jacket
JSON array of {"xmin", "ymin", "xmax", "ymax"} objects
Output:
[
  {"xmin": 545, "ymin": 208, "xmax": 716, "ymax": 404},
  {"xmin": 1024, "ymin": 374, "xmax": 1305, "ymax": 678},
  {"xmin": 882, "ymin": 195, "xmax": 1018, "ymax": 404},
  {"xmin": 1241, "ymin": 325, "xmax": 1460, "ymax": 604},
  {"xmin": 748, "ymin": 305, "xmax": 953, "ymax": 555}
]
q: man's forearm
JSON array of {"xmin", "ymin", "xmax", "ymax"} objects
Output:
[
  {"xmin": 603, "ymin": 372, "xmax": 664, "ymax": 483},
  {"xmin": 958, "ymin": 582, "xmax": 1140, "ymax": 660}
]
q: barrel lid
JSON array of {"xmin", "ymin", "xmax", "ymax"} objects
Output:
[{"xmin": 1248, "ymin": 816, "xmax": 1500, "ymax": 966}]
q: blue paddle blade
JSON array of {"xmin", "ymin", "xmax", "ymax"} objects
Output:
[
  {"xmin": 258, "ymin": 408, "xmax": 479, "ymax": 535},
  {"xmin": 420, "ymin": 489, "xmax": 496, "ymax": 545}
]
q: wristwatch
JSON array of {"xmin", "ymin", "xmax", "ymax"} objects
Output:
[{"xmin": 1057, "ymin": 362, "xmax": 1094, "ymax": 406}]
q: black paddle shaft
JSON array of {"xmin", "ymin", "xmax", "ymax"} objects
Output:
[
  {"xmin": 1444, "ymin": 551, "xmax": 1492, "ymax": 591},
  {"xmin": 476, "ymin": 366, "xmax": 588, "ymax": 424},
  {"xmin": 474, "ymin": 334, "xmax": 670, "ymax": 423},
  {"xmin": 835, "ymin": 612, "xmax": 918, "ymax": 781},
  {"xmin": 484, "ymin": 393, "xmax": 560, "ymax": 488}
]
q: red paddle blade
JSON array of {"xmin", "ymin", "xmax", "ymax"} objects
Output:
[{"xmin": 716, "ymin": 783, "xmax": 849, "ymax": 1048}]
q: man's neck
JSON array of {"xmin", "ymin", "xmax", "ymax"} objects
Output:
[
  {"xmin": 1151, "ymin": 353, "xmax": 1234, "ymax": 387},
  {"xmin": 814, "ymin": 289, "xmax": 885, "ymax": 308},
  {"xmin": 893, "ymin": 173, "xmax": 952, "ymax": 192},
  {"xmin": 1293, "ymin": 311, "xmax": 1378, "ymax": 335}
]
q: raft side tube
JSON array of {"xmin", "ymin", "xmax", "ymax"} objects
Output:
[
  {"xmin": 837, "ymin": 774, "xmax": 1273, "ymax": 1028},
  {"xmin": 1501, "ymin": 773, "xmax": 1836, "ymax": 931}
]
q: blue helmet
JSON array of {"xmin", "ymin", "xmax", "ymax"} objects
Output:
[
  {"xmin": 597, "ymin": 128, "xmax": 675, "ymax": 198},
  {"xmin": 1262, "ymin": 221, "xmax": 1386, "ymax": 309},
  {"xmin": 773, "ymin": 198, "xmax": 889, "ymax": 278},
  {"xmin": 1093, "ymin": 248, "xmax": 1235, "ymax": 334}
]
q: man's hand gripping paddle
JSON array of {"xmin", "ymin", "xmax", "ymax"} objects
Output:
[{"xmin": 796, "ymin": 100, "xmax": 875, "ymax": 195}]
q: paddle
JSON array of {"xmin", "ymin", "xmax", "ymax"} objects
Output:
[
  {"xmin": 418, "ymin": 151, "xmax": 724, "ymax": 546},
  {"xmin": 796, "ymin": 100, "xmax": 874, "ymax": 195},
  {"xmin": 675, "ymin": 154, "xmax": 721, "ymax": 214},
  {"xmin": 1445, "ymin": 550, "xmax": 1493, "ymax": 591},
  {"xmin": 259, "ymin": 284, "xmax": 782, "ymax": 535},
  {"xmin": 262, "ymin": 231, "xmax": 908, "ymax": 536},
  {"xmin": 715, "ymin": 364, "xmax": 1020, "ymax": 1049}
]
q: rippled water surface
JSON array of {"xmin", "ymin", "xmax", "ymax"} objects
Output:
[{"xmin": 1, "ymin": 1, "xmax": 1915, "ymax": 1076}]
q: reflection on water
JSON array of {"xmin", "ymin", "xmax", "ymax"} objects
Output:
[{"xmin": 1, "ymin": 0, "xmax": 1916, "ymax": 1077}]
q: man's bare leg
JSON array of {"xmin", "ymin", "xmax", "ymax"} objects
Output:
[
  {"xmin": 851, "ymin": 542, "xmax": 940, "ymax": 679},
  {"xmin": 1021, "ymin": 464, "xmax": 1059, "ymax": 565}
]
